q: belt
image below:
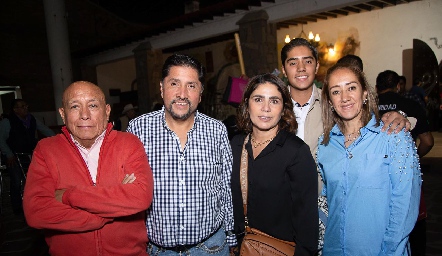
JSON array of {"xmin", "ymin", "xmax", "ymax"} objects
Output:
[{"xmin": 151, "ymin": 226, "xmax": 221, "ymax": 253}]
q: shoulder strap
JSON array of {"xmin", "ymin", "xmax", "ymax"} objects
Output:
[{"xmin": 240, "ymin": 135, "xmax": 250, "ymax": 227}]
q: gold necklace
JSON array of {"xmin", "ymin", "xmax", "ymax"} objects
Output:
[
  {"xmin": 344, "ymin": 129, "xmax": 361, "ymax": 143},
  {"xmin": 251, "ymin": 135, "xmax": 276, "ymax": 148}
]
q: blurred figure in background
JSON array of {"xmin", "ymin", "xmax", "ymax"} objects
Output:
[
  {"xmin": 0, "ymin": 99, "xmax": 55, "ymax": 215},
  {"xmin": 113, "ymin": 103, "xmax": 138, "ymax": 131}
]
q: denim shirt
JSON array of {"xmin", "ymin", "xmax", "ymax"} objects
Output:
[{"xmin": 317, "ymin": 115, "xmax": 421, "ymax": 256}]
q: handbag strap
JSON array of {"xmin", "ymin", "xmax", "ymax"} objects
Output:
[{"xmin": 240, "ymin": 134, "xmax": 250, "ymax": 228}]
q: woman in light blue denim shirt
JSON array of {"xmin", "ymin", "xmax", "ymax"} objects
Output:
[{"xmin": 317, "ymin": 63, "xmax": 421, "ymax": 256}]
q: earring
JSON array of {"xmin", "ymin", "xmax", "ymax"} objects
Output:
[
  {"xmin": 363, "ymin": 98, "xmax": 367, "ymax": 105},
  {"xmin": 331, "ymin": 106, "xmax": 334, "ymax": 112}
]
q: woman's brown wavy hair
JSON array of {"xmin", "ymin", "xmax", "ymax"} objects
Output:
[{"xmin": 236, "ymin": 73, "xmax": 298, "ymax": 134}]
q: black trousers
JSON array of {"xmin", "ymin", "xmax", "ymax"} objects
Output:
[{"xmin": 409, "ymin": 219, "xmax": 426, "ymax": 256}]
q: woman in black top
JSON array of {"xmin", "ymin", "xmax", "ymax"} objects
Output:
[{"xmin": 230, "ymin": 73, "xmax": 318, "ymax": 256}]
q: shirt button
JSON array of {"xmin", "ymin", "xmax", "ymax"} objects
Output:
[
  {"xmin": 180, "ymin": 225, "xmax": 185, "ymax": 230},
  {"xmin": 179, "ymin": 179, "xmax": 185, "ymax": 185},
  {"xmin": 179, "ymin": 203, "xmax": 185, "ymax": 208}
]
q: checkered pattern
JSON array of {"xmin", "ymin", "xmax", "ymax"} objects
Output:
[{"xmin": 128, "ymin": 109, "xmax": 236, "ymax": 247}]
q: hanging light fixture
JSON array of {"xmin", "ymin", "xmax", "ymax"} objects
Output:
[
  {"xmin": 315, "ymin": 34, "xmax": 320, "ymax": 42},
  {"xmin": 296, "ymin": 24, "xmax": 308, "ymax": 40},
  {"xmin": 285, "ymin": 34, "xmax": 291, "ymax": 43},
  {"xmin": 284, "ymin": 25, "xmax": 320, "ymax": 43}
]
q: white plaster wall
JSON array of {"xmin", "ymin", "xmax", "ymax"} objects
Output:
[
  {"xmin": 277, "ymin": 0, "xmax": 442, "ymax": 85},
  {"xmin": 96, "ymin": 58, "xmax": 136, "ymax": 105}
]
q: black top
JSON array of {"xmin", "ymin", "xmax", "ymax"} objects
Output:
[
  {"xmin": 230, "ymin": 130, "xmax": 318, "ymax": 256},
  {"xmin": 6, "ymin": 113, "xmax": 37, "ymax": 153},
  {"xmin": 378, "ymin": 91, "xmax": 430, "ymax": 139}
]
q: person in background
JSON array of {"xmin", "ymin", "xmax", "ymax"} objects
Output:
[
  {"xmin": 410, "ymin": 78, "xmax": 428, "ymax": 107},
  {"xmin": 0, "ymin": 99, "xmax": 55, "ymax": 215},
  {"xmin": 376, "ymin": 70, "xmax": 434, "ymax": 256},
  {"xmin": 398, "ymin": 76, "xmax": 427, "ymax": 112},
  {"xmin": 377, "ymin": 70, "xmax": 434, "ymax": 158},
  {"xmin": 128, "ymin": 54, "xmax": 235, "ymax": 255},
  {"xmin": 222, "ymin": 114, "xmax": 240, "ymax": 140},
  {"xmin": 280, "ymin": 39, "xmax": 411, "ymax": 252},
  {"xmin": 230, "ymin": 73, "xmax": 318, "ymax": 255},
  {"xmin": 317, "ymin": 63, "xmax": 421, "ymax": 255},
  {"xmin": 113, "ymin": 103, "xmax": 138, "ymax": 131},
  {"xmin": 23, "ymin": 81, "xmax": 154, "ymax": 255}
]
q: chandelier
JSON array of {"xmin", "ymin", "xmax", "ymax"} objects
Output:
[{"xmin": 285, "ymin": 24, "xmax": 320, "ymax": 43}]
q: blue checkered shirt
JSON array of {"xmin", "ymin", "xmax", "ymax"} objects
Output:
[{"xmin": 127, "ymin": 109, "xmax": 236, "ymax": 247}]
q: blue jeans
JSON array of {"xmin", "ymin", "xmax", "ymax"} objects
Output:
[{"xmin": 147, "ymin": 228, "xmax": 229, "ymax": 256}]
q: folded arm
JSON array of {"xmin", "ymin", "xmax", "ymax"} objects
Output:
[
  {"xmin": 60, "ymin": 138, "xmax": 154, "ymax": 218},
  {"xmin": 23, "ymin": 146, "xmax": 112, "ymax": 232}
]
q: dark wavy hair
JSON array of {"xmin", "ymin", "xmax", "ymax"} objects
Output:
[
  {"xmin": 161, "ymin": 53, "xmax": 205, "ymax": 90},
  {"xmin": 321, "ymin": 63, "xmax": 379, "ymax": 145},
  {"xmin": 376, "ymin": 70, "xmax": 400, "ymax": 92},
  {"xmin": 336, "ymin": 54, "xmax": 363, "ymax": 71},
  {"xmin": 281, "ymin": 38, "xmax": 318, "ymax": 66},
  {"xmin": 236, "ymin": 73, "xmax": 297, "ymax": 134}
]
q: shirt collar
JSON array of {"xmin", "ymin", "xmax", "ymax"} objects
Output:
[
  {"xmin": 331, "ymin": 113, "xmax": 380, "ymax": 136},
  {"xmin": 160, "ymin": 107, "xmax": 199, "ymax": 132},
  {"xmin": 71, "ymin": 129, "xmax": 106, "ymax": 151},
  {"xmin": 289, "ymin": 86, "xmax": 315, "ymax": 107}
]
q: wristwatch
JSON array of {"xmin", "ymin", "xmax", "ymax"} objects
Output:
[
  {"xmin": 397, "ymin": 110, "xmax": 408, "ymax": 118},
  {"xmin": 225, "ymin": 230, "xmax": 235, "ymax": 236}
]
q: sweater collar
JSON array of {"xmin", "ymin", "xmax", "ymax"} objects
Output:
[{"xmin": 62, "ymin": 122, "xmax": 114, "ymax": 147}]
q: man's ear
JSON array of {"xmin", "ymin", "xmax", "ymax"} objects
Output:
[
  {"xmin": 105, "ymin": 104, "xmax": 111, "ymax": 121},
  {"xmin": 58, "ymin": 108, "xmax": 66, "ymax": 124},
  {"xmin": 160, "ymin": 82, "xmax": 164, "ymax": 99}
]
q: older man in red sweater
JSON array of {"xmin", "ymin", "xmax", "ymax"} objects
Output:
[{"xmin": 23, "ymin": 81, "xmax": 154, "ymax": 256}]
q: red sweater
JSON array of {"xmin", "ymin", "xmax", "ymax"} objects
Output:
[{"xmin": 23, "ymin": 124, "xmax": 154, "ymax": 256}]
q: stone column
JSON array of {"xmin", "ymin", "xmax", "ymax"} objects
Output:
[
  {"xmin": 133, "ymin": 42, "xmax": 152, "ymax": 114},
  {"xmin": 236, "ymin": 10, "xmax": 278, "ymax": 77},
  {"xmin": 43, "ymin": 0, "xmax": 73, "ymax": 124}
]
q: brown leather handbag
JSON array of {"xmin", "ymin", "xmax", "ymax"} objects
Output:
[{"xmin": 239, "ymin": 135, "xmax": 296, "ymax": 256}]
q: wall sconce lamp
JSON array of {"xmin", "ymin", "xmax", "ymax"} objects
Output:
[{"xmin": 328, "ymin": 44, "xmax": 335, "ymax": 55}]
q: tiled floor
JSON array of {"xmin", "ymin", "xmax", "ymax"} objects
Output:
[{"xmin": 0, "ymin": 132, "xmax": 441, "ymax": 255}]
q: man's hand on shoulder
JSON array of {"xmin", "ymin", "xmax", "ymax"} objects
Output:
[{"xmin": 381, "ymin": 111, "xmax": 411, "ymax": 134}]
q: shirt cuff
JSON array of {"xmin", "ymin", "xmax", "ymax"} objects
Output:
[
  {"xmin": 226, "ymin": 233, "xmax": 237, "ymax": 247},
  {"xmin": 407, "ymin": 117, "xmax": 417, "ymax": 130}
]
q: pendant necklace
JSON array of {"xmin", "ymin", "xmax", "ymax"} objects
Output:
[
  {"xmin": 344, "ymin": 129, "xmax": 361, "ymax": 144},
  {"xmin": 251, "ymin": 134, "xmax": 276, "ymax": 148}
]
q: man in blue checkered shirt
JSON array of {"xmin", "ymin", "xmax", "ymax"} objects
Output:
[{"xmin": 128, "ymin": 54, "xmax": 236, "ymax": 255}]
